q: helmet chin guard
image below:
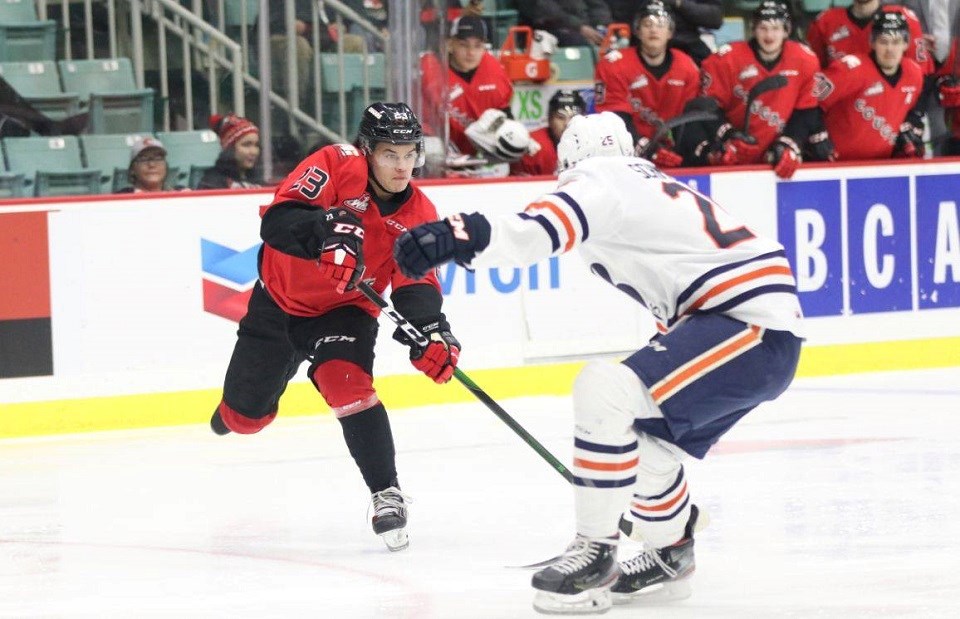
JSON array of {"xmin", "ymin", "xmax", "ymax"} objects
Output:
[{"xmin": 556, "ymin": 112, "xmax": 634, "ymax": 173}]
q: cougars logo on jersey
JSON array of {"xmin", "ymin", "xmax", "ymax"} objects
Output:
[
  {"xmin": 701, "ymin": 40, "xmax": 821, "ymax": 161},
  {"xmin": 807, "ymin": 6, "xmax": 933, "ymax": 74},
  {"xmin": 594, "ymin": 47, "xmax": 700, "ymax": 139},
  {"xmin": 817, "ymin": 53, "xmax": 924, "ymax": 160},
  {"xmin": 259, "ymin": 145, "xmax": 442, "ymax": 318}
]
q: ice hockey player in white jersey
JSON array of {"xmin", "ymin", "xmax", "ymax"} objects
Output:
[{"xmin": 393, "ymin": 112, "xmax": 804, "ymax": 614}]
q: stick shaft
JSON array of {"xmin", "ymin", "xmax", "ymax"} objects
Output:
[{"xmin": 356, "ymin": 281, "xmax": 574, "ymax": 484}]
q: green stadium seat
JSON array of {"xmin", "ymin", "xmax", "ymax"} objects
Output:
[
  {"xmin": 155, "ymin": 129, "xmax": 221, "ymax": 189},
  {"xmin": 0, "ymin": 61, "xmax": 81, "ymax": 120},
  {"xmin": 0, "ymin": 172, "xmax": 26, "ymax": 198},
  {"xmin": 223, "ymin": 0, "xmax": 259, "ymax": 27},
  {"xmin": 480, "ymin": 0, "xmax": 519, "ymax": 47},
  {"xmin": 319, "ymin": 53, "xmax": 386, "ymax": 135},
  {"xmin": 550, "ymin": 46, "xmax": 596, "ymax": 82},
  {"xmin": 3, "ymin": 136, "xmax": 101, "ymax": 196},
  {"xmin": 802, "ymin": 0, "xmax": 834, "ymax": 12},
  {"xmin": 58, "ymin": 58, "xmax": 155, "ymax": 134},
  {"xmin": 715, "ymin": 16, "xmax": 747, "ymax": 47},
  {"xmin": 0, "ymin": 22, "xmax": 56, "ymax": 62},
  {"xmin": 80, "ymin": 133, "xmax": 158, "ymax": 193},
  {"xmin": 0, "ymin": 0, "xmax": 41, "ymax": 23}
]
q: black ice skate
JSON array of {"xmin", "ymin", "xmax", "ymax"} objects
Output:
[
  {"xmin": 531, "ymin": 536, "xmax": 620, "ymax": 615},
  {"xmin": 611, "ymin": 504, "xmax": 700, "ymax": 604},
  {"xmin": 370, "ymin": 486, "xmax": 411, "ymax": 552}
]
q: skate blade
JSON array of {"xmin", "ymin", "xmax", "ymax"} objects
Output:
[
  {"xmin": 507, "ymin": 554, "xmax": 563, "ymax": 569},
  {"xmin": 611, "ymin": 575, "xmax": 693, "ymax": 606},
  {"xmin": 379, "ymin": 528, "xmax": 409, "ymax": 552},
  {"xmin": 533, "ymin": 588, "xmax": 612, "ymax": 615}
]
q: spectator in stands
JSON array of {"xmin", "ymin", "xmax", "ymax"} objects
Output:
[
  {"xmin": 817, "ymin": 11, "xmax": 926, "ymax": 160},
  {"xmin": 116, "ymin": 136, "xmax": 178, "ymax": 194},
  {"xmin": 420, "ymin": 15, "xmax": 515, "ymax": 156},
  {"xmin": 198, "ymin": 114, "xmax": 263, "ymax": 189},
  {"xmin": 807, "ymin": 0, "xmax": 933, "ymax": 74},
  {"xmin": 594, "ymin": 1, "xmax": 699, "ymax": 167},
  {"xmin": 938, "ymin": 37, "xmax": 960, "ymax": 155},
  {"xmin": 511, "ymin": 89, "xmax": 586, "ymax": 175},
  {"xmin": 517, "ymin": 0, "xmax": 612, "ymax": 46},
  {"xmin": 607, "ymin": 0, "xmax": 722, "ymax": 65},
  {"xmin": 680, "ymin": 1, "xmax": 823, "ymax": 179},
  {"xmin": 342, "ymin": 0, "xmax": 389, "ymax": 52}
]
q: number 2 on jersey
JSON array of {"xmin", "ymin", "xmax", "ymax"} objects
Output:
[{"xmin": 661, "ymin": 181, "xmax": 755, "ymax": 248}]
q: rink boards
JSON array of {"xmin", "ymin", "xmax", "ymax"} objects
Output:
[{"xmin": 1, "ymin": 158, "xmax": 959, "ymax": 436}]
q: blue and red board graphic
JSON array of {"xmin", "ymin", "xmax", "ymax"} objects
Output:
[{"xmin": 200, "ymin": 239, "xmax": 260, "ymax": 322}]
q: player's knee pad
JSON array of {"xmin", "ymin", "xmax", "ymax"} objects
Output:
[
  {"xmin": 572, "ymin": 361, "xmax": 648, "ymax": 439},
  {"xmin": 311, "ymin": 359, "xmax": 379, "ymax": 418},
  {"xmin": 217, "ymin": 398, "xmax": 277, "ymax": 434}
]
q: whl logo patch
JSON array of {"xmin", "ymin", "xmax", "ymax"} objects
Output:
[{"xmin": 201, "ymin": 239, "xmax": 261, "ymax": 322}]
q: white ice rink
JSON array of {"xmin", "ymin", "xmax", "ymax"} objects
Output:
[{"xmin": 2, "ymin": 367, "xmax": 959, "ymax": 618}]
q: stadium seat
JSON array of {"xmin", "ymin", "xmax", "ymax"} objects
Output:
[
  {"xmin": 155, "ymin": 129, "xmax": 221, "ymax": 189},
  {"xmin": 0, "ymin": 22, "xmax": 56, "ymax": 62},
  {"xmin": 223, "ymin": 0, "xmax": 260, "ymax": 26},
  {"xmin": 479, "ymin": 0, "xmax": 519, "ymax": 47},
  {"xmin": 550, "ymin": 46, "xmax": 596, "ymax": 82},
  {"xmin": 0, "ymin": 172, "xmax": 26, "ymax": 198},
  {"xmin": 714, "ymin": 16, "xmax": 747, "ymax": 47},
  {"xmin": 802, "ymin": 0, "xmax": 834, "ymax": 12},
  {"xmin": 58, "ymin": 58, "xmax": 155, "ymax": 134},
  {"xmin": 319, "ymin": 53, "xmax": 386, "ymax": 134},
  {"xmin": 0, "ymin": 61, "xmax": 81, "ymax": 120},
  {"xmin": 0, "ymin": 0, "xmax": 41, "ymax": 23},
  {"xmin": 3, "ymin": 136, "xmax": 101, "ymax": 196},
  {"xmin": 80, "ymin": 133, "xmax": 159, "ymax": 193}
]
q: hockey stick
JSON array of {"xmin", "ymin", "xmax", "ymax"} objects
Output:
[
  {"xmin": 356, "ymin": 280, "xmax": 575, "ymax": 484},
  {"xmin": 742, "ymin": 74, "xmax": 788, "ymax": 136},
  {"xmin": 638, "ymin": 110, "xmax": 720, "ymax": 158}
]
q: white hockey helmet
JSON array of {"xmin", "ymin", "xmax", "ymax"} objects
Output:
[{"xmin": 556, "ymin": 112, "xmax": 633, "ymax": 173}]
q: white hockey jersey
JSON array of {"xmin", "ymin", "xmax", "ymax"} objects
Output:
[{"xmin": 471, "ymin": 157, "xmax": 804, "ymax": 336}]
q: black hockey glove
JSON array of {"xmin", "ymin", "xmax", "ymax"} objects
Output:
[
  {"xmin": 393, "ymin": 212, "xmax": 492, "ymax": 280},
  {"xmin": 318, "ymin": 208, "xmax": 364, "ymax": 294},
  {"xmin": 893, "ymin": 122, "xmax": 925, "ymax": 159},
  {"xmin": 392, "ymin": 314, "xmax": 461, "ymax": 384},
  {"xmin": 804, "ymin": 130, "xmax": 837, "ymax": 162}
]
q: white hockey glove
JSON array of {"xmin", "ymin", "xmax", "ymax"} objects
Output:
[
  {"xmin": 465, "ymin": 110, "xmax": 538, "ymax": 162},
  {"xmin": 531, "ymin": 30, "xmax": 558, "ymax": 59}
]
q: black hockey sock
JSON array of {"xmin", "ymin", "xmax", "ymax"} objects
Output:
[{"xmin": 338, "ymin": 403, "xmax": 399, "ymax": 493}]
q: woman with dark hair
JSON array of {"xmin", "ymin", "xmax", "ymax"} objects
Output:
[{"xmin": 197, "ymin": 113, "xmax": 263, "ymax": 189}]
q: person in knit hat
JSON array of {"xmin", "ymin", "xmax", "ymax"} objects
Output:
[{"xmin": 197, "ymin": 113, "xmax": 263, "ymax": 189}]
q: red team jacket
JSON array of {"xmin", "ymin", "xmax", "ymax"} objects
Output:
[
  {"xmin": 421, "ymin": 51, "xmax": 514, "ymax": 155},
  {"xmin": 701, "ymin": 40, "xmax": 821, "ymax": 162},
  {"xmin": 594, "ymin": 47, "xmax": 700, "ymax": 139},
  {"xmin": 817, "ymin": 53, "xmax": 924, "ymax": 160},
  {"xmin": 510, "ymin": 126, "xmax": 557, "ymax": 176},
  {"xmin": 807, "ymin": 6, "xmax": 933, "ymax": 74},
  {"xmin": 938, "ymin": 40, "xmax": 960, "ymax": 140},
  {"xmin": 259, "ymin": 144, "xmax": 442, "ymax": 318}
]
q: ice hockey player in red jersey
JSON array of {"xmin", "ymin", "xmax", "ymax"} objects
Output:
[
  {"xmin": 817, "ymin": 11, "xmax": 926, "ymax": 160},
  {"xmin": 807, "ymin": 0, "xmax": 933, "ymax": 74},
  {"xmin": 420, "ymin": 14, "xmax": 514, "ymax": 156},
  {"xmin": 210, "ymin": 103, "xmax": 460, "ymax": 552},
  {"xmin": 684, "ymin": 1, "xmax": 824, "ymax": 178},
  {"xmin": 936, "ymin": 39, "xmax": 960, "ymax": 156},
  {"xmin": 593, "ymin": 1, "xmax": 700, "ymax": 167},
  {"xmin": 511, "ymin": 89, "xmax": 586, "ymax": 176}
]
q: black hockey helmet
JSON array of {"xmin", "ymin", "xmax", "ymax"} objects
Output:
[
  {"xmin": 634, "ymin": 0, "xmax": 674, "ymax": 29},
  {"xmin": 548, "ymin": 89, "xmax": 586, "ymax": 118},
  {"xmin": 752, "ymin": 0, "xmax": 791, "ymax": 33},
  {"xmin": 357, "ymin": 102, "xmax": 425, "ymax": 166},
  {"xmin": 871, "ymin": 10, "xmax": 910, "ymax": 43}
]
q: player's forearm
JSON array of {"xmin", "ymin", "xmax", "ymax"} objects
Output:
[
  {"xmin": 260, "ymin": 201, "xmax": 324, "ymax": 259},
  {"xmin": 470, "ymin": 214, "xmax": 565, "ymax": 269}
]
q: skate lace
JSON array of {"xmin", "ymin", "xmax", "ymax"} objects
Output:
[
  {"xmin": 551, "ymin": 537, "xmax": 605, "ymax": 576},
  {"xmin": 620, "ymin": 547, "xmax": 678, "ymax": 579},
  {"xmin": 369, "ymin": 487, "xmax": 412, "ymax": 519}
]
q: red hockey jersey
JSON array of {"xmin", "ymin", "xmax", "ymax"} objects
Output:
[
  {"xmin": 510, "ymin": 127, "xmax": 557, "ymax": 176},
  {"xmin": 938, "ymin": 40, "xmax": 960, "ymax": 140},
  {"xmin": 701, "ymin": 40, "xmax": 821, "ymax": 161},
  {"xmin": 259, "ymin": 144, "xmax": 442, "ymax": 317},
  {"xmin": 817, "ymin": 53, "xmax": 924, "ymax": 160},
  {"xmin": 594, "ymin": 47, "xmax": 700, "ymax": 139},
  {"xmin": 421, "ymin": 51, "xmax": 514, "ymax": 155},
  {"xmin": 807, "ymin": 6, "xmax": 933, "ymax": 74}
]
